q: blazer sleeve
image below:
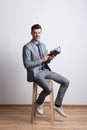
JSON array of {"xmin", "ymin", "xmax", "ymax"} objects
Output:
[{"xmin": 22, "ymin": 45, "xmax": 42, "ymax": 69}]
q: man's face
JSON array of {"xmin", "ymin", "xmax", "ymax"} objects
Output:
[{"xmin": 31, "ymin": 28, "xmax": 42, "ymax": 42}]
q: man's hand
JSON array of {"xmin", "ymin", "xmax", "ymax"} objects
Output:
[
  {"xmin": 48, "ymin": 55, "xmax": 55, "ymax": 60},
  {"xmin": 41, "ymin": 55, "xmax": 49, "ymax": 62},
  {"xmin": 41, "ymin": 55, "xmax": 55, "ymax": 62}
]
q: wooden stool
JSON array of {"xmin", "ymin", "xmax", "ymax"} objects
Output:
[{"xmin": 31, "ymin": 79, "xmax": 55, "ymax": 124}]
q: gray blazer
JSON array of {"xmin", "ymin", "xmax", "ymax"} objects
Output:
[{"xmin": 22, "ymin": 39, "xmax": 51, "ymax": 82}]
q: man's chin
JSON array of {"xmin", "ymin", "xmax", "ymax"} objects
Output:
[{"xmin": 34, "ymin": 38, "xmax": 40, "ymax": 42}]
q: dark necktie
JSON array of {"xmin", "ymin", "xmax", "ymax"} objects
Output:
[
  {"xmin": 36, "ymin": 44, "xmax": 45, "ymax": 69},
  {"xmin": 36, "ymin": 44, "xmax": 42, "ymax": 58}
]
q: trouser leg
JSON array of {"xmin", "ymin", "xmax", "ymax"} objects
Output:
[
  {"xmin": 46, "ymin": 72, "xmax": 69, "ymax": 106},
  {"xmin": 35, "ymin": 76, "xmax": 53, "ymax": 105},
  {"xmin": 55, "ymin": 82, "xmax": 69, "ymax": 106}
]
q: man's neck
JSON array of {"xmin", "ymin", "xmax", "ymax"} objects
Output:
[{"xmin": 33, "ymin": 39, "xmax": 40, "ymax": 44}]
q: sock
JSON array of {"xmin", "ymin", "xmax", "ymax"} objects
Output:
[{"xmin": 55, "ymin": 104, "xmax": 61, "ymax": 107}]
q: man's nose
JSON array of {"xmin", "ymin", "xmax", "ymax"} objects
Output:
[{"xmin": 36, "ymin": 34, "xmax": 39, "ymax": 36}]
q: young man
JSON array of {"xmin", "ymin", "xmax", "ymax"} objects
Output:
[{"xmin": 23, "ymin": 24, "xmax": 69, "ymax": 117}]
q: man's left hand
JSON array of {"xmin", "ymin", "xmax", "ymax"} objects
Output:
[{"xmin": 48, "ymin": 55, "xmax": 55, "ymax": 60}]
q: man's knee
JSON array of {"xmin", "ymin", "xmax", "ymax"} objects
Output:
[
  {"xmin": 65, "ymin": 78, "xmax": 70, "ymax": 87},
  {"xmin": 61, "ymin": 78, "xmax": 70, "ymax": 88},
  {"xmin": 45, "ymin": 86, "xmax": 53, "ymax": 94}
]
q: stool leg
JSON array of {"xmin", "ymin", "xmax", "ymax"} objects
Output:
[
  {"xmin": 50, "ymin": 91, "xmax": 55, "ymax": 124},
  {"xmin": 31, "ymin": 82, "xmax": 37, "ymax": 123},
  {"xmin": 49, "ymin": 81, "xmax": 55, "ymax": 124},
  {"xmin": 34, "ymin": 83, "xmax": 38, "ymax": 118}
]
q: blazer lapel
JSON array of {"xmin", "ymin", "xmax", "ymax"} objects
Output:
[
  {"xmin": 30, "ymin": 42, "xmax": 40, "ymax": 57},
  {"xmin": 30, "ymin": 41, "xmax": 44, "ymax": 58}
]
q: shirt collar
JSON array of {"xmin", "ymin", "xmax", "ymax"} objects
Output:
[{"xmin": 31, "ymin": 39, "xmax": 40, "ymax": 45}]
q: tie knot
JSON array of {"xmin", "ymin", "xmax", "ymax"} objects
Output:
[{"xmin": 36, "ymin": 43, "xmax": 40, "ymax": 47}]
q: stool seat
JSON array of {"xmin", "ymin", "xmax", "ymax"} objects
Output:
[{"xmin": 31, "ymin": 79, "xmax": 55, "ymax": 123}]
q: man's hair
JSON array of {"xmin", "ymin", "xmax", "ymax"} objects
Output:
[{"xmin": 31, "ymin": 24, "xmax": 42, "ymax": 32}]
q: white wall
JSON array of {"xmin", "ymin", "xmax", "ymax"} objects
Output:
[{"xmin": 0, "ymin": 0, "xmax": 87, "ymax": 105}]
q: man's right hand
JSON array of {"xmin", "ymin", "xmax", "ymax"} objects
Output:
[{"xmin": 41, "ymin": 55, "xmax": 49, "ymax": 62}]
